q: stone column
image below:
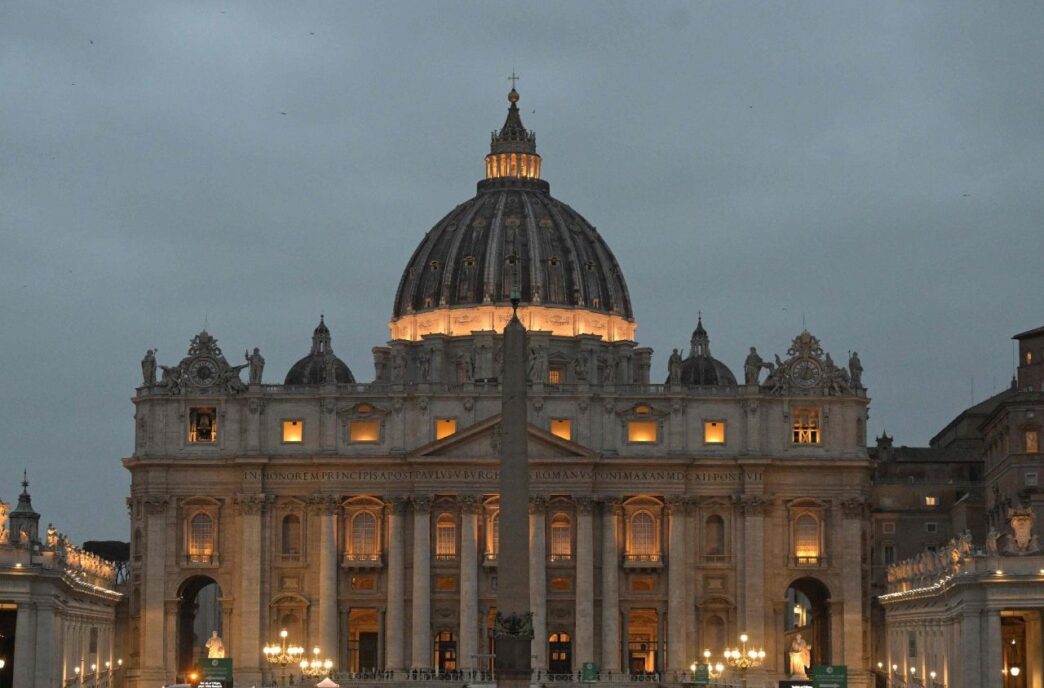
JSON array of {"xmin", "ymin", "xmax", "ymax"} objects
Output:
[
  {"xmin": 575, "ymin": 497, "xmax": 595, "ymax": 670},
  {"xmin": 739, "ymin": 496, "xmax": 766, "ymax": 642},
  {"xmin": 529, "ymin": 496, "xmax": 548, "ymax": 672},
  {"xmin": 13, "ymin": 602, "xmax": 36, "ymax": 687},
  {"xmin": 600, "ymin": 499, "xmax": 621, "ymax": 673},
  {"xmin": 983, "ymin": 609, "xmax": 1002, "ymax": 684},
  {"xmin": 141, "ymin": 496, "xmax": 169, "ymax": 683},
  {"xmin": 385, "ymin": 498, "xmax": 407, "ymax": 674},
  {"xmin": 315, "ymin": 495, "xmax": 340, "ymax": 655},
  {"xmin": 666, "ymin": 498, "xmax": 687, "ymax": 671},
  {"xmin": 840, "ymin": 500, "xmax": 866, "ymax": 678},
  {"xmin": 459, "ymin": 496, "xmax": 480, "ymax": 673},
  {"xmin": 234, "ymin": 493, "xmax": 267, "ymax": 684},
  {"xmin": 411, "ymin": 495, "xmax": 432, "ymax": 670},
  {"xmin": 164, "ymin": 599, "xmax": 178, "ymax": 678}
]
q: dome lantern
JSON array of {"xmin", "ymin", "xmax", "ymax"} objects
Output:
[{"xmin": 484, "ymin": 88, "xmax": 542, "ymax": 182}]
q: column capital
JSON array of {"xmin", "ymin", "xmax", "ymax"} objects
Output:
[
  {"xmin": 144, "ymin": 496, "xmax": 169, "ymax": 514},
  {"xmin": 734, "ymin": 494, "xmax": 770, "ymax": 515},
  {"xmin": 459, "ymin": 494, "xmax": 481, "ymax": 514},
  {"xmin": 307, "ymin": 494, "xmax": 340, "ymax": 515},
  {"xmin": 664, "ymin": 495, "xmax": 687, "ymax": 514},
  {"xmin": 384, "ymin": 495, "xmax": 411, "ymax": 514},
  {"xmin": 575, "ymin": 496, "xmax": 596, "ymax": 513},
  {"xmin": 599, "ymin": 496, "xmax": 624, "ymax": 515},
  {"xmin": 529, "ymin": 495, "xmax": 548, "ymax": 514},
  {"xmin": 412, "ymin": 494, "xmax": 433, "ymax": 513},
  {"xmin": 840, "ymin": 497, "xmax": 868, "ymax": 519},
  {"xmin": 234, "ymin": 493, "xmax": 272, "ymax": 515}
]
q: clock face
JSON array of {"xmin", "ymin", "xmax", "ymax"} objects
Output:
[
  {"xmin": 791, "ymin": 358, "xmax": 823, "ymax": 387},
  {"xmin": 188, "ymin": 357, "xmax": 219, "ymax": 387}
]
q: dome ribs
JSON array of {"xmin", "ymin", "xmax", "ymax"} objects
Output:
[
  {"xmin": 520, "ymin": 193, "xmax": 544, "ymax": 304},
  {"xmin": 482, "ymin": 192, "xmax": 508, "ymax": 303},
  {"xmin": 439, "ymin": 197, "xmax": 484, "ymax": 306}
]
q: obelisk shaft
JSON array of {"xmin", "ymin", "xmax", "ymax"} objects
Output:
[{"xmin": 495, "ymin": 311, "xmax": 532, "ymax": 686}]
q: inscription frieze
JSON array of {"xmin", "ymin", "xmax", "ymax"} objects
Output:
[{"xmin": 245, "ymin": 467, "xmax": 762, "ymax": 485}]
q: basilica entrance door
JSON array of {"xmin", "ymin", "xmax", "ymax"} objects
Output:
[
  {"xmin": 435, "ymin": 631, "xmax": 458, "ymax": 672},
  {"xmin": 549, "ymin": 632, "xmax": 572, "ymax": 674},
  {"xmin": 627, "ymin": 609, "xmax": 659, "ymax": 675}
]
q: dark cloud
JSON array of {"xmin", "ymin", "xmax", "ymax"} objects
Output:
[{"xmin": 2, "ymin": 1, "xmax": 1041, "ymax": 540}]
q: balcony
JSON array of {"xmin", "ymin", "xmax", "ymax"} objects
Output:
[
  {"xmin": 483, "ymin": 552, "xmax": 498, "ymax": 568},
  {"xmin": 343, "ymin": 553, "xmax": 383, "ymax": 570},
  {"xmin": 548, "ymin": 553, "xmax": 574, "ymax": 564},
  {"xmin": 623, "ymin": 553, "xmax": 663, "ymax": 570}
]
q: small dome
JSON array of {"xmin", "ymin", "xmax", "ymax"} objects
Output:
[
  {"xmin": 665, "ymin": 316, "xmax": 737, "ymax": 387},
  {"xmin": 284, "ymin": 316, "xmax": 356, "ymax": 385}
]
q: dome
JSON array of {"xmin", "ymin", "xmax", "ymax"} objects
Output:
[
  {"xmin": 666, "ymin": 316, "xmax": 737, "ymax": 387},
  {"xmin": 285, "ymin": 316, "xmax": 356, "ymax": 385},
  {"xmin": 389, "ymin": 89, "xmax": 635, "ymax": 343}
]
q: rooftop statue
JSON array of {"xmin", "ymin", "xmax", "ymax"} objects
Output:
[
  {"xmin": 141, "ymin": 349, "xmax": 157, "ymax": 386},
  {"xmin": 246, "ymin": 347, "xmax": 265, "ymax": 384}
]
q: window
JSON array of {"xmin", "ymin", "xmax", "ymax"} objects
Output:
[
  {"xmin": 704, "ymin": 515, "xmax": 725, "ymax": 556},
  {"xmin": 1027, "ymin": 472, "xmax": 1038, "ymax": 487},
  {"xmin": 883, "ymin": 544, "xmax": 896, "ymax": 565},
  {"xmin": 350, "ymin": 512, "xmax": 378, "ymax": 559},
  {"xmin": 704, "ymin": 421, "xmax": 726, "ymax": 445},
  {"xmin": 630, "ymin": 512, "xmax": 656, "ymax": 558},
  {"xmin": 550, "ymin": 419, "xmax": 572, "ymax": 441},
  {"xmin": 549, "ymin": 576, "xmax": 572, "ymax": 592},
  {"xmin": 628, "ymin": 421, "xmax": 658, "ymax": 443},
  {"xmin": 435, "ymin": 418, "xmax": 457, "ymax": 441},
  {"xmin": 188, "ymin": 513, "xmax": 214, "ymax": 563},
  {"xmin": 488, "ymin": 512, "xmax": 500, "ymax": 558},
  {"xmin": 189, "ymin": 407, "xmax": 217, "ymax": 443},
  {"xmin": 349, "ymin": 419, "xmax": 380, "ymax": 443},
  {"xmin": 1028, "ymin": 351, "xmax": 1034, "ymax": 365},
  {"xmin": 924, "ymin": 496, "xmax": 938, "ymax": 507},
  {"xmin": 793, "ymin": 514, "xmax": 820, "ymax": 564},
  {"xmin": 882, "ymin": 521, "xmax": 896, "ymax": 534},
  {"xmin": 281, "ymin": 514, "xmax": 302, "ymax": 557},
  {"xmin": 550, "ymin": 513, "xmax": 572, "ymax": 561},
  {"xmin": 435, "ymin": 575, "xmax": 457, "ymax": 592},
  {"xmin": 282, "ymin": 420, "xmax": 303, "ymax": 443},
  {"xmin": 548, "ymin": 367, "xmax": 563, "ymax": 385},
  {"xmin": 435, "ymin": 513, "xmax": 457, "ymax": 559},
  {"xmin": 1026, "ymin": 431, "xmax": 1040, "ymax": 454},
  {"xmin": 925, "ymin": 522, "xmax": 938, "ymax": 534},
  {"xmin": 792, "ymin": 409, "xmax": 820, "ymax": 445}
]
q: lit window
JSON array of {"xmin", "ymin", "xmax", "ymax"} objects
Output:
[
  {"xmin": 634, "ymin": 404, "xmax": 651, "ymax": 415},
  {"xmin": 349, "ymin": 419, "xmax": 380, "ymax": 443},
  {"xmin": 549, "ymin": 577, "xmax": 571, "ymax": 592},
  {"xmin": 793, "ymin": 514, "xmax": 820, "ymax": 564},
  {"xmin": 350, "ymin": 512, "xmax": 378, "ymax": 558},
  {"xmin": 281, "ymin": 514, "xmax": 301, "ymax": 557},
  {"xmin": 436, "ymin": 513, "xmax": 457, "ymax": 559},
  {"xmin": 628, "ymin": 420, "xmax": 658, "ymax": 443},
  {"xmin": 630, "ymin": 512, "xmax": 656, "ymax": 557},
  {"xmin": 1026, "ymin": 431, "xmax": 1040, "ymax": 453},
  {"xmin": 189, "ymin": 407, "xmax": 217, "ymax": 443},
  {"xmin": 550, "ymin": 513, "xmax": 572, "ymax": 561},
  {"xmin": 188, "ymin": 513, "xmax": 214, "ymax": 563},
  {"xmin": 548, "ymin": 367, "xmax": 563, "ymax": 385},
  {"xmin": 704, "ymin": 515, "xmax": 725, "ymax": 556},
  {"xmin": 435, "ymin": 418, "xmax": 457, "ymax": 440},
  {"xmin": 792, "ymin": 409, "xmax": 821, "ymax": 445},
  {"xmin": 550, "ymin": 419, "xmax": 572, "ymax": 441},
  {"xmin": 704, "ymin": 421, "xmax": 726, "ymax": 445},
  {"xmin": 1027, "ymin": 472, "xmax": 1039, "ymax": 487},
  {"xmin": 282, "ymin": 420, "xmax": 303, "ymax": 443},
  {"xmin": 924, "ymin": 496, "xmax": 938, "ymax": 507},
  {"xmin": 1028, "ymin": 351, "xmax": 1034, "ymax": 365},
  {"xmin": 489, "ymin": 512, "xmax": 500, "ymax": 557}
]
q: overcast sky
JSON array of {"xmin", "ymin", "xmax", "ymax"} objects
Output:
[{"xmin": 2, "ymin": 2, "xmax": 1041, "ymax": 541}]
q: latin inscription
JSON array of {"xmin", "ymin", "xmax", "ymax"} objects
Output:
[{"xmin": 243, "ymin": 468, "xmax": 762, "ymax": 484}]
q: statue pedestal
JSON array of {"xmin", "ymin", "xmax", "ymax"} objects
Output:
[{"xmin": 496, "ymin": 636, "xmax": 532, "ymax": 688}]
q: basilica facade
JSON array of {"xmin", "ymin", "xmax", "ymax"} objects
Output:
[{"xmin": 124, "ymin": 90, "xmax": 873, "ymax": 687}]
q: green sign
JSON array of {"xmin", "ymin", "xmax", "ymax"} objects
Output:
[
  {"xmin": 194, "ymin": 658, "xmax": 233, "ymax": 688},
  {"xmin": 581, "ymin": 662, "xmax": 599, "ymax": 682},
  {"xmin": 693, "ymin": 663, "xmax": 710, "ymax": 685},
  {"xmin": 810, "ymin": 665, "xmax": 847, "ymax": 688}
]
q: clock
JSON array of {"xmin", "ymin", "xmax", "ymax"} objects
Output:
[
  {"xmin": 791, "ymin": 358, "xmax": 823, "ymax": 388},
  {"xmin": 188, "ymin": 357, "xmax": 219, "ymax": 387}
]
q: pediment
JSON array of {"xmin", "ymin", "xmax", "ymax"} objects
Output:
[{"xmin": 409, "ymin": 414, "xmax": 597, "ymax": 460}]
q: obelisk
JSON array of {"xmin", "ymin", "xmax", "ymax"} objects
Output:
[{"xmin": 495, "ymin": 289, "xmax": 532, "ymax": 688}]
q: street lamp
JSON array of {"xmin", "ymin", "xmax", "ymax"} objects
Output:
[
  {"xmin": 722, "ymin": 634, "xmax": 765, "ymax": 688},
  {"xmin": 263, "ymin": 629, "xmax": 305, "ymax": 686},
  {"xmin": 299, "ymin": 646, "xmax": 335, "ymax": 678}
]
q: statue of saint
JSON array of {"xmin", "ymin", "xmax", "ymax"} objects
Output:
[
  {"xmin": 246, "ymin": 347, "xmax": 265, "ymax": 384},
  {"xmin": 789, "ymin": 633, "xmax": 811, "ymax": 678},
  {"xmin": 205, "ymin": 630, "xmax": 226, "ymax": 658},
  {"xmin": 849, "ymin": 351, "xmax": 863, "ymax": 388},
  {"xmin": 601, "ymin": 354, "xmax": 618, "ymax": 385},
  {"xmin": 418, "ymin": 349, "xmax": 431, "ymax": 382},
  {"xmin": 141, "ymin": 349, "xmax": 157, "ymax": 386},
  {"xmin": 46, "ymin": 523, "xmax": 58, "ymax": 548},
  {"xmin": 743, "ymin": 347, "xmax": 763, "ymax": 385},
  {"xmin": 986, "ymin": 527, "xmax": 1000, "ymax": 556},
  {"xmin": 572, "ymin": 352, "xmax": 588, "ymax": 381},
  {"xmin": 668, "ymin": 349, "xmax": 683, "ymax": 385},
  {"xmin": 0, "ymin": 500, "xmax": 8, "ymax": 542},
  {"xmin": 390, "ymin": 352, "xmax": 406, "ymax": 383}
]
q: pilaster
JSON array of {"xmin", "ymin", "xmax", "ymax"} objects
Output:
[
  {"xmin": 574, "ymin": 496, "xmax": 595, "ymax": 670},
  {"xmin": 411, "ymin": 494, "xmax": 432, "ymax": 669}
]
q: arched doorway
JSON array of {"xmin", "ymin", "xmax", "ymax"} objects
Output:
[
  {"xmin": 783, "ymin": 577, "xmax": 830, "ymax": 676},
  {"xmin": 434, "ymin": 630, "xmax": 457, "ymax": 672},
  {"xmin": 549, "ymin": 632, "xmax": 572, "ymax": 674},
  {"xmin": 177, "ymin": 575, "xmax": 223, "ymax": 678}
]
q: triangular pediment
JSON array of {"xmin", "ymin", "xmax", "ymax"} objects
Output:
[{"xmin": 409, "ymin": 414, "xmax": 597, "ymax": 460}]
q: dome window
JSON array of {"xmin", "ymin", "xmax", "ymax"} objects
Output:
[
  {"xmin": 463, "ymin": 256, "xmax": 477, "ymax": 268},
  {"xmin": 429, "ymin": 260, "xmax": 440, "ymax": 271},
  {"xmin": 548, "ymin": 256, "xmax": 560, "ymax": 267},
  {"xmin": 584, "ymin": 261, "xmax": 595, "ymax": 271}
]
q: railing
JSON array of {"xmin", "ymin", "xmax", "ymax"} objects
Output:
[{"xmin": 549, "ymin": 553, "xmax": 574, "ymax": 563}]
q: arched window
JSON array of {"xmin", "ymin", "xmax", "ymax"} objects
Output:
[
  {"xmin": 704, "ymin": 515, "xmax": 725, "ymax": 557},
  {"xmin": 351, "ymin": 512, "xmax": 378, "ymax": 559},
  {"xmin": 436, "ymin": 513, "xmax": 457, "ymax": 560},
  {"xmin": 794, "ymin": 514, "xmax": 821, "ymax": 564},
  {"xmin": 282, "ymin": 514, "xmax": 301, "ymax": 557},
  {"xmin": 630, "ymin": 512, "xmax": 655, "ymax": 557},
  {"xmin": 550, "ymin": 513, "xmax": 572, "ymax": 561},
  {"xmin": 188, "ymin": 513, "xmax": 214, "ymax": 563}
]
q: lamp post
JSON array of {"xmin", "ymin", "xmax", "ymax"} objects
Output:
[
  {"xmin": 263, "ymin": 629, "xmax": 305, "ymax": 686},
  {"xmin": 299, "ymin": 645, "xmax": 335, "ymax": 679},
  {"xmin": 722, "ymin": 634, "xmax": 765, "ymax": 688}
]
